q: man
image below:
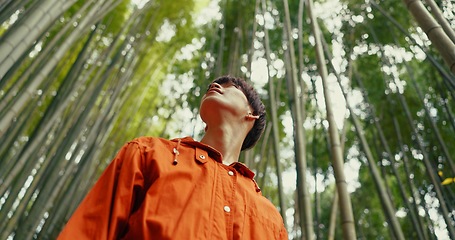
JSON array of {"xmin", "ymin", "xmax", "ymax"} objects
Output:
[{"xmin": 58, "ymin": 76, "xmax": 288, "ymax": 239}]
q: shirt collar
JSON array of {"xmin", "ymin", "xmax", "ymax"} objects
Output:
[
  {"xmin": 230, "ymin": 162, "xmax": 255, "ymax": 179},
  {"xmin": 172, "ymin": 137, "xmax": 256, "ymax": 179}
]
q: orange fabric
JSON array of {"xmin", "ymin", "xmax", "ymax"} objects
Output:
[{"xmin": 58, "ymin": 136, "xmax": 288, "ymax": 240}]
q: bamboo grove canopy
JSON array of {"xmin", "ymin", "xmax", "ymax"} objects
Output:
[{"xmin": 0, "ymin": 0, "xmax": 454, "ymax": 239}]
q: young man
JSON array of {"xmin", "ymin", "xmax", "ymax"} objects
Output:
[{"xmin": 58, "ymin": 76, "xmax": 288, "ymax": 239}]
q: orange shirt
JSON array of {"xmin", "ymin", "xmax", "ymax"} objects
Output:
[{"xmin": 58, "ymin": 136, "xmax": 288, "ymax": 239}]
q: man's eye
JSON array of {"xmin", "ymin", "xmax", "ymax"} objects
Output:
[{"xmin": 227, "ymin": 82, "xmax": 239, "ymax": 89}]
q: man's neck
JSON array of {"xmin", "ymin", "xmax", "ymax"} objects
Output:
[{"xmin": 200, "ymin": 125, "xmax": 245, "ymax": 165}]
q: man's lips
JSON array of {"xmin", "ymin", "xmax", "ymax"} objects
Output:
[{"xmin": 207, "ymin": 88, "xmax": 222, "ymax": 94}]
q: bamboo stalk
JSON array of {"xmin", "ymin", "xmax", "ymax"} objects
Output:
[
  {"xmin": 403, "ymin": 0, "xmax": 455, "ymax": 74},
  {"xmin": 306, "ymin": 0, "xmax": 356, "ymax": 238}
]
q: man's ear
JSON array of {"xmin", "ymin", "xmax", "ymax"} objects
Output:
[{"xmin": 245, "ymin": 113, "xmax": 259, "ymax": 120}]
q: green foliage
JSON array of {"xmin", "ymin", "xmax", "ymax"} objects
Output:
[
  {"xmin": 340, "ymin": 0, "xmax": 413, "ymax": 48},
  {"xmin": 101, "ymin": 0, "xmax": 131, "ymax": 34}
]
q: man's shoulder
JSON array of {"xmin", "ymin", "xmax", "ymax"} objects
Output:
[{"xmin": 255, "ymin": 194, "xmax": 284, "ymax": 218}]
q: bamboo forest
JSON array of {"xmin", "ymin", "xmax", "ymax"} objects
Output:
[{"xmin": 1, "ymin": 0, "xmax": 454, "ymax": 239}]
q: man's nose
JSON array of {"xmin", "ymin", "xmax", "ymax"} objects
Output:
[{"xmin": 209, "ymin": 82, "xmax": 222, "ymax": 90}]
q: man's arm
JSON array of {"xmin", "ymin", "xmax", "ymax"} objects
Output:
[{"xmin": 58, "ymin": 141, "xmax": 145, "ymax": 239}]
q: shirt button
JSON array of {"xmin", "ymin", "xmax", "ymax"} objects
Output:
[
  {"xmin": 228, "ymin": 170, "xmax": 234, "ymax": 176},
  {"xmin": 223, "ymin": 206, "xmax": 231, "ymax": 213},
  {"xmin": 199, "ymin": 155, "xmax": 205, "ymax": 159}
]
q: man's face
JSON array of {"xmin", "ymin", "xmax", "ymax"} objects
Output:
[{"xmin": 200, "ymin": 81, "xmax": 252, "ymax": 122}]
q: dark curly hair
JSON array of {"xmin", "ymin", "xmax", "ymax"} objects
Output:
[{"xmin": 211, "ymin": 76, "xmax": 266, "ymax": 151}]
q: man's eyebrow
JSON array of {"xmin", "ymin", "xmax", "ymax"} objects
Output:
[
  {"xmin": 222, "ymin": 81, "xmax": 239, "ymax": 88},
  {"xmin": 207, "ymin": 81, "xmax": 240, "ymax": 90}
]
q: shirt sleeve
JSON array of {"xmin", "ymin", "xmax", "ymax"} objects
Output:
[
  {"xmin": 57, "ymin": 141, "xmax": 145, "ymax": 240},
  {"xmin": 279, "ymin": 225, "xmax": 289, "ymax": 240}
]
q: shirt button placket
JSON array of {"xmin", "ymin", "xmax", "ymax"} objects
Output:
[
  {"xmin": 224, "ymin": 171, "xmax": 234, "ymax": 214},
  {"xmin": 223, "ymin": 167, "xmax": 236, "ymax": 239}
]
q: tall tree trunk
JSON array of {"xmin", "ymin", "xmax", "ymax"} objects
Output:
[
  {"xmin": 261, "ymin": 0, "xmax": 287, "ymax": 226},
  {"xmin": 14, "ymin": 42, "xmax": 129, "ymax": 238},
  {"xmin": 326, "ymin": 89, "xmax": 350, "ymax": 240},
  {"xmin": 402, "ymin": 0, "xmax": 455, "ymax": 74},
  {"xmin": 306, "ymin": 0, "xmax": 356, "ymax": 238},
  {"xmin": 350, "ymin": 73, "xmax": 407, "ymax": 240},
  {"xmin": 0, "ymin": 0, "xmax": 120, "ymax": 135},
  {"xmin": 327, "ymin": 190, "xmax": 338, "ymax": 240},
  {"xmin": 0, "ymin": 0, "xmax": 92, "ymax": 112},
  {"xmin": 0, "ymin": 0, "xmax": 29, "ymax": 24},
  {"xmin": 215, "ymin": 6, "xmax": 226, "ymax": 77},
  {"xmin": 371, "ymin": 1, "xmax": 455, "ymax": 89},
  {"xmin": 256, "ymin": 124, "xmax": 272, "ymax": 189},
  {"xmin": 282, "ymin": 0, "xmax": 314, "ymax": 238},
  {"xmin": 352, "ymin": 23, "xmax": 426, "ymax": 238},
  {"xmin": 0, "ymin": 0, "xmax": 76, "ymax": 79},
  {"xmin": 0, "ymin": 14, "xmax": 119, "ymax": 197},
  {"xmin": 422, "ymin": 0, "xmax": 455, "ymax": 43}
]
